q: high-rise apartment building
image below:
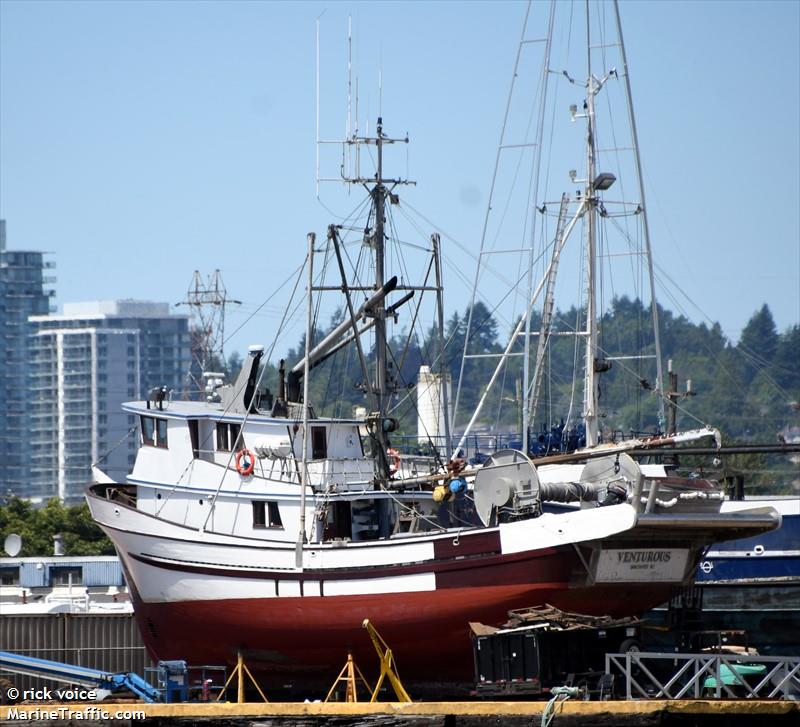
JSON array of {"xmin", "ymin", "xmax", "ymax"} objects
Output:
[
  {"xmin": 28, "ymin": 301, "xmax": 191, "ymax": 504},
  {"xmin": 0, "ymin": 220, "xmax": 56, "ymax": 498}
]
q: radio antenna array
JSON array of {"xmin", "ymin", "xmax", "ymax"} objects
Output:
[{"xmin": 316, "ymin": 16, "xmax": 414, "ymax": 194}]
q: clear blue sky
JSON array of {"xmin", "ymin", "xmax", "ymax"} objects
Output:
[{"xmin": 2, "ymin": 0, "xmax": 798, "ymax": 358}]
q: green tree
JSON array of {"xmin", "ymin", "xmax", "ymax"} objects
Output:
[
  {"xmin": 774, "ymin": 324, "xmax": 800, "ymax": 391},
  {"xmin": 738, "ymin": 304, "xmax": 779, "ymax": 371},
  {"xmin": 0, "ymin": 497, "xmax": 115, "ymax": 557}
]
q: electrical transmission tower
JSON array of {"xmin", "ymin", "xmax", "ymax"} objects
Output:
[{"xmin": 176, "ymin": 270, "xmax": 240, "ymax": 395}]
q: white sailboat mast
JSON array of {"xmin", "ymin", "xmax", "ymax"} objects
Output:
[
  {"xmin": 613, "ymin": 0, "xmax": 666, "ymax": 428},
  {"xmin": 297, "ymin": 232, "xmax": 315, "ymax": 566},
  {"xmin": 521, "ymin": 1, "xmax": 556, "ymax": 454},
  {"xmin": 583, "ymin": 0, "xmax": 600, "ymax": 448}
]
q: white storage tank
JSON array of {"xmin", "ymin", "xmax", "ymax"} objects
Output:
[{"xmin": 416, "ymin": 365, "xmax": 452, "ymax": 452}]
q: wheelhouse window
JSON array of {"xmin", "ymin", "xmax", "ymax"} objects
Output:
[
  {"xmin": 141, "ymin": 416, "xmax": 154, "ymax": 446},
  {"xmin": 252, "ymin": 501, "xmax": 283, "ymax": 529},
  {"xmin": 50, "ymin": 566, "xmax": 83, "ymax": 586},
  {"xmin": 216, "ymin": 422, "xmax": 241, "ymax": 452},
  {"xmin": 0, "ymin": 567, "xmax": 20, "ymax": 586},
  {"xmin": 156, "ymin": 418, "xmax": 168, "ymax": 448},
  {"xmin": 188, "ymin": 420, "xmax": 200, "ymax": 458},
  {"xmin": 140, "ymin": 416, "xmax": 168, "ymax": 448},
  {"xmin": 311, "ymin": 426, "xmax": 327, "ymax": 460}
]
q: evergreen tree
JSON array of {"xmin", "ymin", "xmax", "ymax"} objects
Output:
[
  {"xmin": 774, "ymin": 324, "xmax": 800, "ymax": 391},
  {"xmin": 738, "ymin": 304, "xmax": 779, "ymax": 367}
]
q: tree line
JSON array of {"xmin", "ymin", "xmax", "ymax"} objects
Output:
[
  {"xmin": 269, "ymin": 297, "xmax": 798, "ymax": 492},
  {"xmin": 268, "ymin": 298, "xmax": 798, "ymax": 443}
]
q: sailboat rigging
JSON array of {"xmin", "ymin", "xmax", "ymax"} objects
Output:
[{"xmin": 453, "ymin": 0, "xmax": 671, "ymax": 458}]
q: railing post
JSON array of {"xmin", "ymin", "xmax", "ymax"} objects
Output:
[
  {"xmin": 644, "ymin": 477, "xmax": 659, "ymax": 513},
  {"xmin": 626, "ymin": 653, "xmax": 632, "ymax": 699}
]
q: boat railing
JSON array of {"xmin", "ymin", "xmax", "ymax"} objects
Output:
[
  {"xmin": 250, "ymin": 456, "xmax": 438, "ymax": 491},
  {"xmin": 391, "ymin": 427, "xmax": 664, "ymax": 464}
]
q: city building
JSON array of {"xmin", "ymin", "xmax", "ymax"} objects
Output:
[
  {"xmin": 0, "ymin": 220, "xmax": 56, "ymax": 498},
  {"xmin": 0, "ymin": 554, "xmax": 130, "ymax": 614},
  {"xmin": 27, "ymin": 301, "xmax": 191, "ymax": 504}
]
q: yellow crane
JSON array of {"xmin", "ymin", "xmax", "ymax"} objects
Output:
[
  {"xmin": 362, "ymin": 618, "xmax": 411, "ymax": 703},
  {"xmin": 324, "ymin": 619, "xmax": 412, "ymax": 703}
]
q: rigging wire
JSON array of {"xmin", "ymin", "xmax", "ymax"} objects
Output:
[
  {"xmin": 91, "ymin": 425, "xmax": 138, "ymax": 469},
  {"xmin": 223, "ymin": 261, "xmax": 306, "ymax": 347},
  {"xmin": 550, "ymin": 300, "xmax": 710, "ymax": 431},
  {"xmin": 144, "ymin": 256, "xmax": 312, "ymax": 521}
]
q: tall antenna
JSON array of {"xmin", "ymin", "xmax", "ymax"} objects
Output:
[
  {"xmin": 176, "ymin": 270, "xmax": 241, "ymax": 394},
  {"xmin": 316, "ymin": 12, "xmax": 358, "ymax": 196}
]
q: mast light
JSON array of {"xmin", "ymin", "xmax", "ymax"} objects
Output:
[{"xmin": 593, "ymin": 172, "xmax": 616, "ymax": 191}]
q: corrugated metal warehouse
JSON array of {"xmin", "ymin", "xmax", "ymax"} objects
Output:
[{"xmin": 0, "ymin": 613, "xmax": 150, "ymax": 694}]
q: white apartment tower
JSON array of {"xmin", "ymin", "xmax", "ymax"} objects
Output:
[{"xmin": 28, "ymin": 301, "xmax": 190, "ymax": 504}]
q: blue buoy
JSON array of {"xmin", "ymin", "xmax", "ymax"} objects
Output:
[{"xmin": 449, "ymin": 477, "xmax": 467, "ymax": 495}]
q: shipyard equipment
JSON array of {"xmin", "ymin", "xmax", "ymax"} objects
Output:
[
  {"xmin": 0, "ymin": 649, "xmax": 161, "ymax": 703},
  {"xmin": 0, "ymin": 650, "xmax": 227, "ymax": 703},
  {"xmin": 471, "ymin": 607, "xmax": 641, "ymax": 697},
  {"xmin": 362, "ymin": 619, "xmax": 411, "ymax": 702}
]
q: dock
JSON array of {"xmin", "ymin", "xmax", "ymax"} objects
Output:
[{"xmin": 2, "ymin": 700, "xmax": 799, "ymax": 726}]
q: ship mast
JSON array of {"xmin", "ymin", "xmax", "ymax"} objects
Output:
[
  {"xmin": 581, "ymin": 0, "xmax": 666, "ymax": 444},
  {"xmin": 372, "ymin": 118, "xmax": 390, "ymax": 440},
  {"xmin": 317, "ymin": 102, "xmax": 417, "ymax": 480},
  {"xmin": 576, "ymin": 26, "xmax": 617, "ymax": 448},
  {"xmin": 351, "ymin": 116, "xmax": 419, "ymax": 480},
  {"xmin": 583, "ymin": 0, "xmax": 600, "ymax": 448}
]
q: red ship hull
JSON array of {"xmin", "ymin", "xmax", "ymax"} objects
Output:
[{"xmin": 124, "ymin": 559, "xmax": 675, "ymax": 695}]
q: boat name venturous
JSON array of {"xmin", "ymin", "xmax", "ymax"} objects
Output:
[
  {"xmin": 617, "ymin": 550, "xmax": 675, "ymax": 564},
  {"xmin": 86, "ymin": 0, "xmax": 780, "ymax": 695},
  {"xmin": 595, "ymin": 549, "xmax": 689, "ymax": 583}
]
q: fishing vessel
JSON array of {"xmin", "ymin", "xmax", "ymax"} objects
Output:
[{"xmin": 86, "ymin": 0, "xmax": 780, "ymax": 694}]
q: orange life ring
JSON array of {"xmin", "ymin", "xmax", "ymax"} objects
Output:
[
  {"xmin": 235, "ymin": 448, "xmax": 255, "ymax": 477},
  {"xmin": 387, "ymin": 448, "xmax": 401, "ymax": 477}
]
